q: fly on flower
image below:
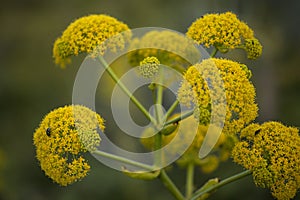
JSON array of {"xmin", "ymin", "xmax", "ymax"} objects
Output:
[{"xmin": 46, "ymin": 127, "xmax": 51, "ymax": 137}]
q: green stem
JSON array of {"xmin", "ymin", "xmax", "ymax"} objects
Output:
[
  {"xmin": 186, "ymin": 163, "xmax": 194, "ymax": 199},
  {"xmin": 160, "ymin": 170, "xmax": 185, "ymax": 200},
  {"xmin": 98, "ymin": 56, "xmax": 156, "ymax": 124},
  {"xmin": 190, "ymin": 170, "xmax": 252, "ymax": 200},
  {"xmin": 93, "ymin": 150, "xmax": 155, "ymax": 171},
  {"xmin": 154, "ymin": 132, "xmax": 162, "ymax": 167},
  {"xmin": 162, "ymin": 99, "xmax": 179, "ymax": 123},
  {"xmin": 164, "ymin": 109, "xmax": 194, "ymax": 126},
  {"xmin": 154, "ymin": 68, "xmax": 164, "ymax": 165},
  {"xmin": 156, "ymin": 67, "xmax": 164, "ymax": 124},
  {"xmin": 151, "ymin": 88, "xmax": 159, "ymax": 123},
  {"xmin": 210, "ymin": 47, "xmax": 218, "ymax": 58}
]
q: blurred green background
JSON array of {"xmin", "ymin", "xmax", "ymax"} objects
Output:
[{"xmin": 0, "ymin": 0, "xmax": 299, "ymax": 199}]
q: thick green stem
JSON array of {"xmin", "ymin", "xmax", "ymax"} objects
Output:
[
  {"xmin": 164, "ymin": 109, "xmax": 194, "ymax": 126},
  {"xmin": 151, "ymin": 88, "xmax": 159, "ymax": 124},
  {"xmin": 154, "ymin": 132, "xmax": 162, "ymax": 167},
  {"xmin": 185, "ymin": 163, "xmax": 195, "ymax": 199},
  {"xmin": 93, "ymin": 150, "xmax": 155, "ymax": 171},
  {"xmin": 190, "ymin": 170, "xmax": 252, "ymax": 200},
  {"xmin": 155, "ymin": 67, "xmax": 164, "ymax": 125},
  {"xmin": 160, "ymin": 170, "xmax": 185, "ymax": 200},
  {"xmin": 98, "ymin": 56, "xmax": 156, "ymax": 124},
  {"xmin": 154, "ymin": 68, "xmax": 164, "ymax": 166}
]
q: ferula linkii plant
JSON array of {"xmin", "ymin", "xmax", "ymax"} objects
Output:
[{"xmin": 33, "ymin": 12, "xmax": 299, "ymax": 200}]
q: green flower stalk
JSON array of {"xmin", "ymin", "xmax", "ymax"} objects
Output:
[
  {"xmin": 33, "ymin": 105, "xmax": 105, "ymax": 186},
  {"xmin": 232, "ymin": 122, "xmax": 300, "ymax": 200}
]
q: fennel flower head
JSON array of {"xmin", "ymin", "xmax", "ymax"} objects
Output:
[
  {"xmin": 128, "ymin": 30, "xmax": 200, "ymax": 73},
  {"xmin": 232, "ymin": 122, "xmax": 300, "ymax": 200},
  {"xmin": 186, "ymin": 12, "xmax": 262, "ymax": 59},
  {"xmin": 138, "ymin": 56, "xmax": 160, "ymax": 78},
  {"xmin": 53, "ymin": 14, "xmax": 131, "ymax": 68},
  {"xmin": 33, "ymin": 105, "xmax": 105, "ymax": 186},
  {"xmin": 178, "ymin": 58, "xmax": 258, "ymax": 135},
  {"xmin": 141, "ymin": 116, "xmax": 238, "ymax": 173}
]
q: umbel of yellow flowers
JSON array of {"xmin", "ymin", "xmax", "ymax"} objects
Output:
[
  {"xmin": 33, "ymin": 105, "xmax": 105, "ymax": 186},
  {"xmin": 178, "ymin": 58, "xmax": 258, "ymax": 135},
  {"xmin": 187, "ymin": 12, "xmax": 262, "ymax": 59},
  {"xmin": 128, "ymin": 30, "xmax": 200, "ymax": 73},
  {"xmin": 232, "ymin": 121, "xmax": 300, "ymax": 200},
  {"xmin": 53, "ymin": 14, "xmax": 131, "ymax": 68},
  {"xmin": 138, "ymin": 56, "xmax": 160, "ymax": 78}
]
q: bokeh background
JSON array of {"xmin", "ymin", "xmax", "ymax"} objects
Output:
[{"xmin": 0, "ymin": 0, "xmax": 299, "ymax": 199}]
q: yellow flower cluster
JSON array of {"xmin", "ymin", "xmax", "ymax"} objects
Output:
[
  {"xmin": 232, "ymin": 122, "xmax": 300, "ymax": 200},
  {"xmin": 178, "ymin": 58, "xmax": 258, "ymax": 135},
  {"xmin": 141, "ymin": 116, "xmax": 238, "ymax": 173},
  {"xmin": 33, "ymin": 105, "xmax": 105, "ymax": 186},
  {"xmin": 187, "ymin": 12, "xmax": 253, "ymax": 48},
  {"xmin": 53, "ymin": 14, "xmax": 131, "ymax": 68},
  {"xmin": 244, "ymin": 38, "xmax": 263, "ymax": 59},
  {"xmin": 138, "ymin": 56, "xmax": 160, "ymax": 78},
  {"xmin": 186, "ymin": 12, "xmax": 262, "ymax": 59},
  {"xmin": 128, "ymin": 30, "xmax": 200, "ymax": 73}
]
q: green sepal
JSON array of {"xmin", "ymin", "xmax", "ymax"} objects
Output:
[
  {"xmin": 122, "ymin": 167, "xmax": 160, "ymax": 180},
  {"xmin": 160, "ymin": 123, "xmax": 178, "ymax": 136},
  {"xmin": 196, "ymin": 178, "xmax": 219, "ymax": 200}
]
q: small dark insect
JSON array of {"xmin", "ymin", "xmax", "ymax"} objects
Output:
[
  {"xmin": 46, "ymin": 127, "xmax": 51, "ymax": 137},
  {"xmin": 254, "ymin": 129, "xmax": 261, "ymax": 136}
]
